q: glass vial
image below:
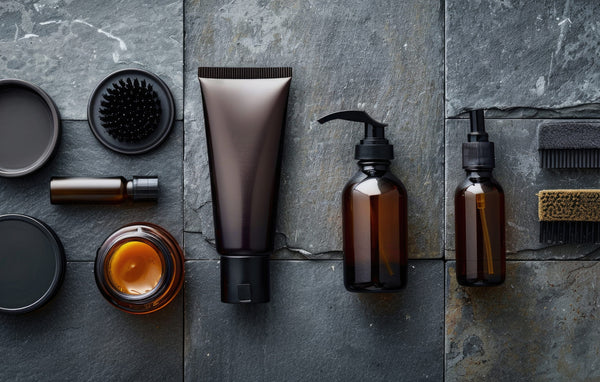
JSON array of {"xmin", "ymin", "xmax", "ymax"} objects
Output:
[
  {"xmin": 342, "ymin": 161, "xmax": 408, "ymax": 292},
  {"xmin": 50, "ymin": 176, "xmax": 158, "ymax": 204},
  {"xmin": 95, "ymin": 223, "xmax": 184, "ymax": 314}
]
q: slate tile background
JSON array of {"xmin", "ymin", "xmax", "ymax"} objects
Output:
[{"xmin": 1, "ymin": 0, "xmax": 600, "ymax": 381}]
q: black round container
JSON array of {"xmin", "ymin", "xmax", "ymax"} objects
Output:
[
  {"xmin": 0, "ymin": 214, "xmax": 66, "ymax": 314},
  {"xmin": 0, "ymin": 80, "xmax": 61, "ymax": 177},
  {"xmin": 87, "ymin": 69, "xmax": 175, "ymax": 155}
]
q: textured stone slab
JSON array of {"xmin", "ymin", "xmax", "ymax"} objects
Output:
[
  {"xmin": 184, "ymin": 232, "xmax": 339, "ymax": 261},
  {"xmin": 0, "ymin": 121, "xmax": 183, "ymax": 261},
  {"xmin": 0, "ymin": 262, "xmax": 183, "ymax": 380},
  {"xmin": 445, "ymin": 118, "xmax": 600, "ymax": 260},
  {"xmin": 0, "ymin": 0, "xmax": 183, "ymax": 120},
  {"xmin": 184, "ymin": 0, "xmax": 444, "ymax": 259},
  {"xmin": 185, "ymin": 260, "xmax": 444, "ymax": 381},
  {"xmin": 446, "ymin": 261, "xmax": 600, "ymax": 381},
  {"xmin": 446, "ymin": 0, "xmax": 600, "ymax": 118}
]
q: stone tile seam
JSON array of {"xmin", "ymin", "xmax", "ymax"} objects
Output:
[
  {"xmin": 59, "ymin": 119, "xmax": 185, "ymax": 122},
  {"xmin": 181, "ymin": 0, "xmax": 186, "ymax": 376}
]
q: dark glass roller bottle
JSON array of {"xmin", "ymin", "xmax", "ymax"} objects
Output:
[
  {"xmin": 455, "ymin": 110, "xmax": 505, "ymax": 286},
  {"xmin": 50, "ymin": 176, "xmax": 158, "ymax": 204}
]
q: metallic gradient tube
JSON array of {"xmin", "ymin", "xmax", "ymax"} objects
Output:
[{"xmin": 198, "ymin": 67, "xmax": 292, "ymax": 304}]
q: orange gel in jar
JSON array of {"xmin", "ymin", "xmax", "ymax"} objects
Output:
[
  {"xmin": 108, "ymin": 241, "xmax": 163, "ymax": 295},
  {"xmin": 95, "ymin": 223, "xmax": 183, "ymax": 314}
]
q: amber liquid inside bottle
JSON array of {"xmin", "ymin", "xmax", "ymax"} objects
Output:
[
  {"xmin": 455, "ymin": 171, "xmax": 505, "ymax": 286},
  {"xmin": 342, "ymin": 162, "xmax": 407, "ymax": 292}
]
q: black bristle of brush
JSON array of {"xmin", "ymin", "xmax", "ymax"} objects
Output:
[
  {"xmin": 98, "ymin": 78, "xmax": 162, "ymax": 143},
  {"xmin": 540, "ymin": 221, "xmax": 600, "ymax": 244},
  {"xmin": 539, "ymin": 122, "xmax": 600, "ymax": 169}
]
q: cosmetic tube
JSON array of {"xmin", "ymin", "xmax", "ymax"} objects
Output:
[{"xmin": 198, "ymin": 67, "xmax": 292, "ymax": 303}]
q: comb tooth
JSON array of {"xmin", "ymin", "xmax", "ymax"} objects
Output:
[{"xmin": 540, "ymin": 148, "xmax": 600, "ymax": 169}]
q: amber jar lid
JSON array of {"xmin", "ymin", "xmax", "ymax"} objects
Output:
[
  {"xmin": 95, "ymin": 223, "xmax": 184, "ymax": 314},
  {"xmin": 0, "ymin": 214, "xmax": 65, "ymax": 314}
]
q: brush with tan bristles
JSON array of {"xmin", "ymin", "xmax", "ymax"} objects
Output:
[{"xmin": 538, "ymin": 189, "xmax": 600, "ymax": 244}]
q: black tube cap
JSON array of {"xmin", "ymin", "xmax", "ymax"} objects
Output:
[
  {"xmin": 131, "ymin": 176, "xmax": 159, "ymax": 201},
  {"xmin": 220, "ymin": 255, "xmax": 270, "ymax": 304}
]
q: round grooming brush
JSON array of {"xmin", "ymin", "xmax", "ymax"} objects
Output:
[{"xmin": 88, "ymin": 69, "xmax": 174, "ymax": 154}]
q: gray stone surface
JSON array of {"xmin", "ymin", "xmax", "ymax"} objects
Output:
[
  {"xmin": 184, "ymin": 231, "xmax": 338, "ymax": 261},
  {"xmin": 0, "ymin": 0, "xmax": 183, "ymax": 120},
  {"xmin": 185, "ymin": 260, "xmax": 444, "ymax": 381},
  {"xmin": 0, "ymin": 262, "xmax": 183, "ymax": 381},
  {"xmin": 446, "ymin": 0, "xmax": 600, "ymax": 118},
  {"xmin": 445, "ymin": 118, "xmax": 600, "ymax": 260},
  {"xmin": 184, "ymin": 0, "xmax": 445, "ymax": 259},
  {"xmin": 0, "ymin": 121, "xmax": 183, "ymax": 261},
  {"xmin": 446, "ymin": 261, "xmax": 600, "ymax": 381}
]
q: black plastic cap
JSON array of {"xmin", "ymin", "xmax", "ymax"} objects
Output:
[
  {"xmin": 462, "ymin": 141, "xmax": 495, "ymax": 170},
  {"xmin": 221, "ymin": 255, "xmax": 270, "ymax": 304},
  {"xmin": 355, "ymin": 142, "xmax": 394, "ymax": 161},
  {"xmin": 132, "ymin": 176, "xmax": 159, "ymax": 201},
  {"xmin": 0, "ymin": 214, "xmax": 65, "ymax": 314}
]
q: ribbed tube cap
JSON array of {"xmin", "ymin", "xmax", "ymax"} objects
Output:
[{"xmin": 131, "ymin": 176, "xmax": 159, "ymax": 201}]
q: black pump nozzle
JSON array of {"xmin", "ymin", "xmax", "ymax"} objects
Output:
[
  {"xmin": 468, "ymin": 110, "xmax": 489, "ymax": 142},
  {"xmin": 318, "ymin": 110, "xmax": 393, "ymax": 161},
  {"xmin": 463, "ymin": 109, "xmax": 495, "ymax": 170}
]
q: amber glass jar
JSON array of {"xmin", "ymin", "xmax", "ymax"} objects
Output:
[{"xmin": 95, "ymin": 223, "xmax": 184, "ymax": 314}]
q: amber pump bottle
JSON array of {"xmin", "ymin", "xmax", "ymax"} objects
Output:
[
  {"xmin": 318, "ymin": 110, "xmax": 407, "ymax": 292},
  {"xmin": 455, "ymin": 110, "xmax": 505, "ymax": 286}
]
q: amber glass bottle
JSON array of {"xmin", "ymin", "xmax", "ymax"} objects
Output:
[
  {"xmin": 318, "ymin": 110, "xmax": 408, "ymax": 292},
  {"xmin": 455, "ymin": 110, "xmax": 505, "ymax": 286}
]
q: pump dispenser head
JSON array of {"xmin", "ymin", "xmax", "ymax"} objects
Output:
[
  {"xmin": 462, "ymin": 110, "xmax": 495, "ymax": 170},
  {"xmin": 318, "ymin": 110, "xmax": 393, "ymax": 160}
]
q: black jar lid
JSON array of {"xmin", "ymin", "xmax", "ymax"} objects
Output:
[
  {"xmin": 0, "ymin": 214, "xmax": 66, "ymax": 314},
  {"xmin": 0, "ymin": 79, "xmax": 61, "ymax": 177}
]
